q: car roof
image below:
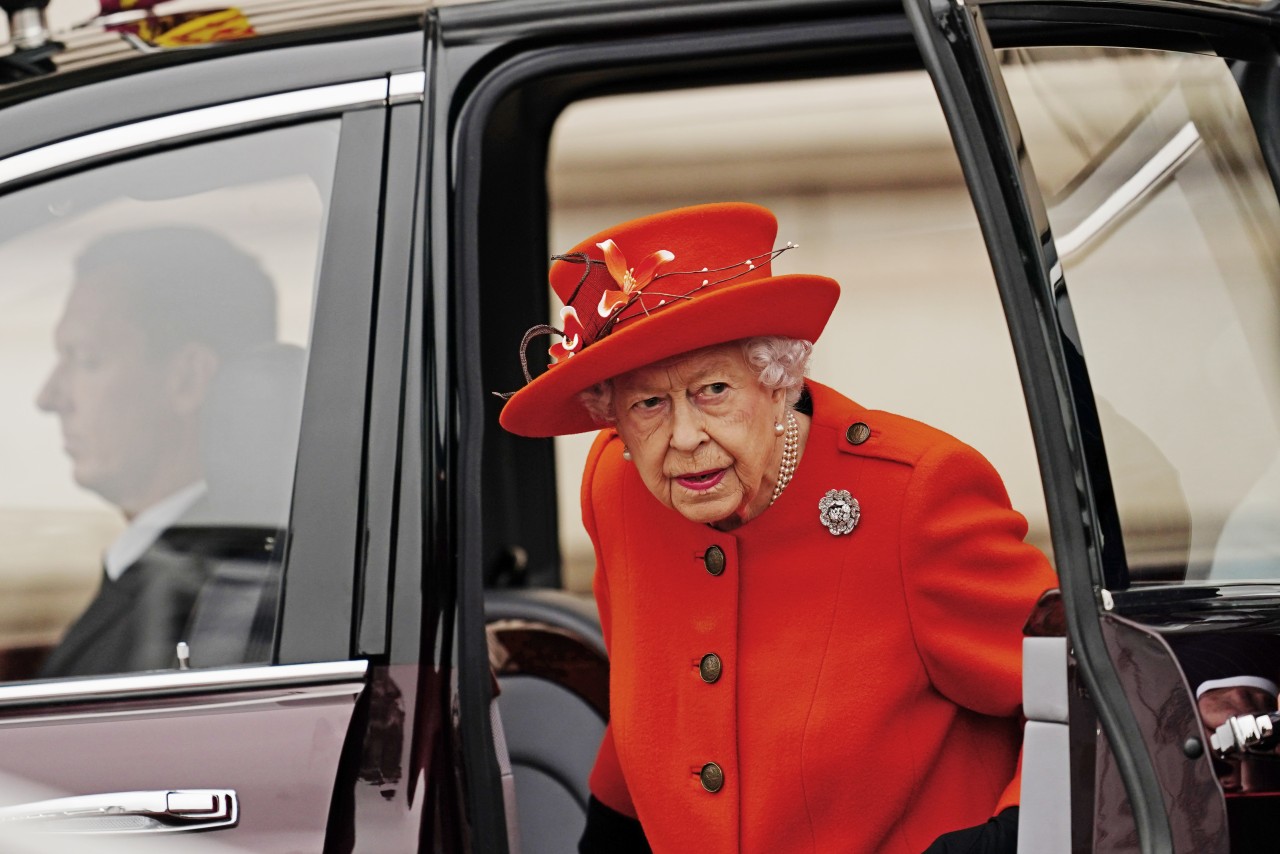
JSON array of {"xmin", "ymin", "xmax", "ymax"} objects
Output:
[
  {"xmin": 0, "ymin": 0, "xmax": 496, "ymax": 101},
  {"xmin": 7, "ymin": 0, "xmax": 1275, "ymax": 105}
]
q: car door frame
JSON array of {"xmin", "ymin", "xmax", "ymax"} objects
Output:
[
  {"xmin": 903, "ymin": 0, "xmax": 1280, "ymax": 849},
  {"xmin": 433, "ymin": 2, "xmax": 1005, "ymax": 849}
]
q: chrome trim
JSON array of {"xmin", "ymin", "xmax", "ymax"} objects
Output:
[
  {"xmin": 0, "ymin": 789, "xmax": 238, "ymax": 834},
  {"xmin": 9, "ymin": 6, "xmax": 52, "ymax": 51},
  {"xmin": 0, "ymin": 660, "xmax": 369, "ymax": 709},
  {"xmin": 0, "ymin": 78, "xmax": 390, "ymax": 188},
  {"xmin": 0, "ymin": 684, "xmax": 366, "ymax": 728},
  {"xmin": 1211, "ymin": 711, "xmax": 1280, "ymax": 758},
  {"xmin": 120, "ymin": 31, "xmax": 163, "ymax": 55},
  {"xmin": 1055, "ymin": 122, "xmax": 1199, "ymax": 258},
  {"xmin": 389, "ymin": 70, "xmax": 426, "ymax": 104}
]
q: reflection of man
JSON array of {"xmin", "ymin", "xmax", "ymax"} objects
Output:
[
  {"xmin": 1169, "ymin": 633, "xmax": 1280, "ymax": 793},
  {"xmin": 35, "ymin": 227, "xmax": 277, "ymax": 678}
]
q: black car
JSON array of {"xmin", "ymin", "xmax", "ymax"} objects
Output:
[{"xmin": 0, "ymin": 0, "xmax": 1278, "ymax": 850}]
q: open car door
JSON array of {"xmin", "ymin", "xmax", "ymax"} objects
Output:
[{"xmin": 905, "ymin": 0, "xmax": 1280, "ymax": 850}]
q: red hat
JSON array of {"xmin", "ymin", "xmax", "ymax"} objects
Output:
[{"xmin": 498, "ymin": 202, "xmax": 840, "ymax": 437}]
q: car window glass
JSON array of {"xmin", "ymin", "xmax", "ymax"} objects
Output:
[
  {"xmin": 0, "ymin": 119, "xmax": 339, "ymax": 680},
  {"xmin": 998, "ymin": 45, "xmax": 1280, "ymax": 583},
  {"xmin": 546, "ymin": 71, "xmax": 1051, "ymax": 593}
]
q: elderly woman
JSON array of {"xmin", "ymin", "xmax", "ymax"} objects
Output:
[{"xmin": 499, "ymin": 203, "xmax": 1055, "ymax": 853}]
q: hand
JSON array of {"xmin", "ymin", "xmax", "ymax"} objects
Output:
[{"xmin": 922, "ymin": 806, "xmax": 1018, "ymax": 854}]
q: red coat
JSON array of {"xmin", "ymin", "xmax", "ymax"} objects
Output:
[{"xmin": 582, "ymin": 381, "xmax": 1056, "ymax": 853}]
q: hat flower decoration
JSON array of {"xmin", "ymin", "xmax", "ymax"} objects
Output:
[
  {"xmin": 534, "ymin": 239, "xmax": 791, "ymax": 371},
  {"xmin": 546, "ymin": 240, "xmax": 674, "ymax": 364},
  {"xmin": 595, "ymin": 240, "xmax": 675, "ymax": 320},
  {"xmin": 547, "ymin": 306, "xmax": 586, "ymax": 362}
]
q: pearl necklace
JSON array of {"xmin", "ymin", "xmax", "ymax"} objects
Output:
[{"xmin": 770, "ymin": 410, "xmax": 799, "ymax": 506}]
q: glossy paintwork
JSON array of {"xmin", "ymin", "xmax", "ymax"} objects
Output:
[
  {"xmin": 328, "ymin": 664, "xmax": 453, "ymax": 852},
  {"xmin": 1113, "ymin": 585, "xmax": 1280, "ymax": 633},
  {"xmin": 0, "ymin": 673, "xmax": 365, "ymax": 849},
  {"xmin": 0, "ymin": 0, "xmax": 428, "ymax": 94},
  {"xmin": 1023, "ymin": 588, "xmax": 1067, "ymax": 638},
  {"xmin": 274, "ymin": 105, "xmax": 383, "ymax": 666},
  {"xmin": 0, "ymin": 32, "xmax": 423, "ymax": 158},
  {"xmin": 1099, "ymin": 613, "xmax": 1229, "ymax": 851}
]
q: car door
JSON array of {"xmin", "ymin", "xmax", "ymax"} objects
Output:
[
  {"xmin": 905, "ymin": 0, "xmax": 1280, "ymax": 850},
  {"xmin": 0, "ymin": 31, "xmax": 424, "ymax": 850}
]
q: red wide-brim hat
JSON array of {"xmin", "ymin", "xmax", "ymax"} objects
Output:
[{"xmin": 498, "ymin": 203, "xmax": 840, "ymax": 437}]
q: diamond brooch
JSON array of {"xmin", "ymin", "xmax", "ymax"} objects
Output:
[{"xmin": 818, "ymin": 489, "xmax": 860, "ymax": 536}]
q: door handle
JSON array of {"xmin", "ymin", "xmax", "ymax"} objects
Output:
[
  {"xmin": 1211, "ymin": 711, "xmax": 1280, "ymax": 758},
  {"xmin": 0, "ymin": 789, "xmax": 238, "ymax": 833}
]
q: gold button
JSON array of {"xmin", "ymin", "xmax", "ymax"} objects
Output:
[
  {"xmin": 700, "ymin": 762, "xmax": 724, "ymax": 793},
  {"xmin": 846, "ymin": 422, "xmax": 871, "ymax": 445},
  {"xmin": 703, "ymin": 545, "xmax": 726, "ymax": 576},
  {"xmin": 699, "ymin": 653, "xmax": 722, "ymax": 684}
]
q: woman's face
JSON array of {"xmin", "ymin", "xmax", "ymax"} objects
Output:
[{"xmin": 611, "ymin": 342, "xmax": 785, "ymax": 527}]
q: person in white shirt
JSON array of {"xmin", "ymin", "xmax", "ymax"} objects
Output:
[{"xmin": 35, "ymin": 227, "xmax": 279, "ymax": 678}]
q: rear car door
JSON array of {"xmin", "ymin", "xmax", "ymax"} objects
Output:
[
  {"xmin": 906, "ymin": 0, "xmax": 1280, "ymax": 849},
  {"xmin": 0, "ymin": 28, "xmax": 423, "ymax": 851}
]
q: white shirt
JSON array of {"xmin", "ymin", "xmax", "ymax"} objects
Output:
[{"xmin": 103, "ymin": 482, "xmax": 207, "ymax": 581}]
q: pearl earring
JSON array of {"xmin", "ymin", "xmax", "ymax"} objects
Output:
[
  {"xmin": 774, "ymin": 420, "xmax": 785, "ymax": 437},
  {"xmin": 622, "ymin": 446, "xmax": 632, "ymax": 462}
]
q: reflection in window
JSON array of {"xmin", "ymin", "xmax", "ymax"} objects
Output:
[
  {"xmin": 0, "ymin": 120, "xmax": 338, "ymax": 679},
  {"xmin": 1000, "ymin": 46, "xmax": 1280, "ymax": 582}
]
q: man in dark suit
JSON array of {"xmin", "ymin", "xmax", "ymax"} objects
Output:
[{"xmin": 35, "ymin": 227, "xmax": 280, "ymax": 678}]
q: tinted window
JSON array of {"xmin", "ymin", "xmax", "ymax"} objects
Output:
[
  {"xmin": 1000, "ymin": 46, "xmax": 1280, "ymax": 583},
  {"xmin": 0, "ymin": 120, "xmax": 339, "ymax": 679}
]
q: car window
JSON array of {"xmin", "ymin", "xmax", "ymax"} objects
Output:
[
  {"xmin": 0, "ymin": 120, "xmax": 339, "ymax": 680},
  {"xmin": 546, "ymin": 70, "xmax": 1051, "ymax": 593},
  {"xmin": 998, "ymin": 45, "xmax": 1280, "ymax": 584}
]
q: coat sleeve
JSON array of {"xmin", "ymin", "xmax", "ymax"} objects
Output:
[
  {"xmin": 898, "ymin": 437, "xmax": 1056, "ymax": 811},
  {"xmin": 579, "ymin": 429, "xmax": 640, "ymax": 820}
]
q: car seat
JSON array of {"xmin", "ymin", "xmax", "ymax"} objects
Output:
[{"xmin": 485, "ymin": 588, "xmax": 608, "ymax": 854}]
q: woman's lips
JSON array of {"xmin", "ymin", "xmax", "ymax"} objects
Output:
[{"xmin": 675, "ymin": 469, "xmax": 726, "ymax": 492}]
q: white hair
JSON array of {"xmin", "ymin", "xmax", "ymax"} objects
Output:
[{"xmin": 576, "ymin": 336, "xmax": 813, "ymax": 425}]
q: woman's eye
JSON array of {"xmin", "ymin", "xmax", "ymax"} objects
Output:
[
  {"xmin": 636, "ymin": 397, "xmax": 663, "ymax": 410},
  {"xmin": 705, "ymin": 382, "xmax": 729, "ymax": 396}
]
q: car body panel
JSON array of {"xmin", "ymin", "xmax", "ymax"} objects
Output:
[{"xmin": 0, "ymin": 662, "xmax": 366, "ymax": 849}]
